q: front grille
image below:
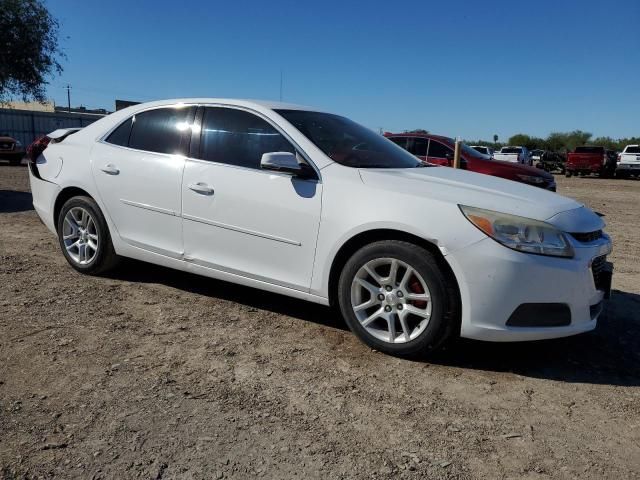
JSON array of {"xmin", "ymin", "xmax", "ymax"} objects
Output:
[
  {"xmin": 591, "ymin": 255, "xmax": 610, "ymax": 293},
  {"xmin": 571, "ymin": 230, "xmax": 603, "ymax": 242},
  {"xmin": 0, "ymin": 142, "xmax": 15, "ymax": 151}
]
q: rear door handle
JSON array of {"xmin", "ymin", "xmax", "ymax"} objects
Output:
[
  {"xmin": 101, "ymin": 164, "xmax": 120, "ymax": 175},
  {"xmin": 188, "ymin": 182, "xmax": 214, "ymax": 195}
]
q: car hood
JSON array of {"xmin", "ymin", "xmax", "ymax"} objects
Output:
[
  {"xmin": 0, "ymin": 136, "xmax": 16, "ymax": 143},
  {"xmin": 358, "ymin": 166, "xmax": 604, "ymax": 232}
]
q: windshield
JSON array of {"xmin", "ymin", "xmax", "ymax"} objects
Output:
[
  {"xmin": 275, "ymin": 110, "xmax": 422, "ymax": 168},
  {"xmin": 472, "ymin": 146, "xmax": 488, "ymax": 154},
  {"xmin": 625, "ymin": 146, "xmax": 640, "ymax": 154}
]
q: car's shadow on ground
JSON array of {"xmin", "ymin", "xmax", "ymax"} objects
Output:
[
  {"xmin": 110, "ymin": 260, "xmax": 640, "ymax": 387},
  {"xmin": 430, "ymin": 290, "xmax": 640, "ymax": 387},
  {"xmin": 0, "ymin": 190, "xmax": 33, "ymax": 213}
]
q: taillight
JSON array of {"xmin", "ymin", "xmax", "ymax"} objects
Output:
[
  {"xmin": 617, "ymin": 154, "xmax": 621, "ymax": 163},
  {"xmin": 27, "ymin": 136, "xmax": 51, "ymax": 163}
]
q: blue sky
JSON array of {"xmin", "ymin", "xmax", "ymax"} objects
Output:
[{"xmin": 46, "ymin": 0, "xmax": 639, "ymax": 140}]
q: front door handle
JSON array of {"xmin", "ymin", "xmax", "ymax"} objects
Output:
[
  {"xmin": 188, "ymin": 182, "xmax": 214, "ymax": 195},
  {"xmin": 101, "ymin": 164, "xmax": 120, "ymax": 175}
]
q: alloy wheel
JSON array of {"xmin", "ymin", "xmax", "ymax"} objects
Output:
[
  {"xmin": 62, "ymin": 207, "xmax": 99, "ymax": 265},
  {"xmin": 350, "ymin": 257, "xmax": 432, "ymax": 344}
]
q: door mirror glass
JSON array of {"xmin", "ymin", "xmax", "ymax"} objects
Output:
[{"xmin": 260, "ymin": 152, "xmax": 316, "ymax": 179}]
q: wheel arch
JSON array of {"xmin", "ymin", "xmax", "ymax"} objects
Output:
[
  {"xmin": 53, "ymin": 186, "xmax": 94, "ymax": 231},
  {"xmin": 327, "ymin": 229, "xmax": 461, "ymax": 310}
]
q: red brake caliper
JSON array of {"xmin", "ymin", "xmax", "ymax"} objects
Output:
[{"xmin": 409, "ymin": 276, "xmax": 427, "ymax": 309}]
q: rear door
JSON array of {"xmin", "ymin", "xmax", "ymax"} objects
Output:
[
  {"xmin": 181, "ymin": 106, "xmax": 322, "ymax": 291},
  {"xmin": 91, "ymin": 105, "xmax": 196, "ymax": 257}
]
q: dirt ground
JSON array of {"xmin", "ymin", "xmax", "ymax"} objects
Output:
[{"xmin": 1, "ymin": 164, "xmax": 639, "ymax": 480}]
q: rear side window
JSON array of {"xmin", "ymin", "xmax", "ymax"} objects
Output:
[
  {"xmin": 105, "ymin": 117, "xmax": 132, "ymax": 147},
  {"xmin": 428, "ymin": 140, "xmax": 452, "ymax": 158},
  {"xmin": 199, "ymin": 107, "xmax": 295, "ymax": 169},
  {"xmin": 409, "ymin": 138, "xmax": 428, "ymax": 157},
  {"xmin": 128, "ymin": 107, "xmax": 196, "ymax": 155}
]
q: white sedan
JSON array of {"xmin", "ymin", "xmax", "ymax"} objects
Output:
[{"xmin": 28, "ymin": 99, "xmax": 613, "ymax": 357}]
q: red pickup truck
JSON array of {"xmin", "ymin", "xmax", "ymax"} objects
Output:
[
  {"xmin": 385, "ymin": 133, "xmax": 557, "ymax": 191},
  {"xmin": 565, "ymin": 146, "xmax": 617, "ymax": 178}
]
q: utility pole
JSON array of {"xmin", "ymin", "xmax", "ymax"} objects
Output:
[
  {"xmin": 453, "ymin": 136, "xmax": 462, "ymax": 168},
  {"xmin": 66, "ymin": 84, "xmax": 71, "ymax": 113},
  {"xmin": 279, "ymin": 70, "xmax": 283, "ymax": 102}
]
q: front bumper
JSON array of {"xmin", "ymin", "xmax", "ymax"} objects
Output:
[
  {"xmin": 0, "ymin": 151, "xmax": 25, "ymax": 161},
  {"xmin": 446, "ymin": 234, "xmax": 612, "ymax": 342}
]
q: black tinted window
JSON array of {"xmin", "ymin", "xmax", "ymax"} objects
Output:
[
  {"xmin": 626, "ymin": 146, "xmax": 640, "ymax": 154},
  {"xmin": 389, "ymin": 137, "xmax": 408, "ymax": 149},
  {"xmin": 128, "ymin": 107, "xmax": 195, "ymax": 155},
  {"xmin": 199, "ymin": 108, "xmax": 294, "ymax": 169},
  {"xmin": 276, "ymin": 110, "xmax": 421, "ymax": 169},
  {"xmin": 575, "ymin": 146, "xmax": 604, "ymax": 154},
  {"xmin": 409, "ymin": 138, "xmax": 428, "ymax": 156},
  {"xmin": 106, "ymin": 117, "xmax": 132, "ymax": 147},
  {"xmin": 428, "ymin": 140, "xmax": 452, "ymax": 158}
]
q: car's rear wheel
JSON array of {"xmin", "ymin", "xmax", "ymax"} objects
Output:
[
  {"xmin": 337, "ymin": 240, "xmax": 459, "ymax": 357},
  {"xmin": 57, "ymin": 196, "xmax": 118, "ymax": 274}
]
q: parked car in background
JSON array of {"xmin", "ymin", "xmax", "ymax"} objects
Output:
[
  {"xmin": 534, "ymin": 150, "xmax": 566, "ymax": 174},
  {"xmin": 616, "ymin": 145, "xmax": 640, "ymax": 178},
  {"xmin": 385, "ymin": 133, "xmax": 556, "ymax": 191},
  {"xmin": 28, "ymin": 98, "xmax": 611, "ymax": 356},
  {"xmin": 0, "ymin": 132, "xmax": 25, "ymax": 165},
  {"xmin": 565, "ymin": 146, "xmax": 616, "ymax": 178},
  {"xmin": 531, "ymin": 149, "xmax": 545, "ymax": 164},
  {"xmin": 493, "ymin": 146, "xmax": 532, "ymax": 165},
  {"xmin": 470, "ymin": 145, "xmax": 494, "ymax": 157}
]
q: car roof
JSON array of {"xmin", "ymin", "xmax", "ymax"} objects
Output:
[
  {"xmin": 124, "ymin": 98, "xmax": 324, "ymax": 113},
  {"xmin": 384, "ymin": 132, "xmax": 453, "ymax": 143}
]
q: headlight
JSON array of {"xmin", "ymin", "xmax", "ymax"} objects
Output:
[
  {"xmin": 459, "ymin": 205, "xmax": 574, "ymax": 258},
  {"xmin": 516, "ymin": 174, "xmax": 545, "ymax": 184},
  {"xmin": 15, "ymin": 140, "xmax": 22, "ymax": 148}
]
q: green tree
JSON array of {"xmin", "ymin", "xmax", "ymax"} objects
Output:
[
  {"xmin": 493, "ymin": 134, "xmax": 498, "ymax": 144},
  {"xmin": 0, "ymin": 0, "xmax": 64, "ymax": 103},
  {"xmin": 405, "ymin": 129, "xmax": 429, "ymax": 134}
]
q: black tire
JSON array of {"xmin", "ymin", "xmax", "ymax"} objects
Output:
[
  {"xmin": 337, "ymin": 240, "xmax": 460, "ymax": 357},
  {"xmin": 9, "ymin": 158, "xmax": 21, "ymax": 166},
  {"xmin": 56, "ymin": 195, "xmax": 119, "ymax": 275},
  {"xmin": 565, "ymin": 171, "xmax": 572, "ymax": 177}
]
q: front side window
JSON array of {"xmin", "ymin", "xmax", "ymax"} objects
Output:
[
  {"xmin": 276, "ymin": 110, "xmax": 422, "ymax": 168},
  {"xmin": 128, "ymin": 106, "xmax": 196, "ymax": 155},
  {"xmin": 428, "ymin": 139, "xmax": 453, "ymax": 158},
  {"xmin": 199, "ymin": 107, "xmax": 295, "ymax": 169}
]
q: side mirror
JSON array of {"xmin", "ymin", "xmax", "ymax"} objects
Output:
[{"xmin": 260, "ymin": 152, "xmax": 316, "ymax": 179}]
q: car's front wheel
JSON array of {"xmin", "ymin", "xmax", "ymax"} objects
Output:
[
  {"xmin": 337, "ymin": 240, "xmax": 459, "ymax": 357},
  {"xmin": 57, "ymin": 196, "xmax": 118, "ymax": 275}
]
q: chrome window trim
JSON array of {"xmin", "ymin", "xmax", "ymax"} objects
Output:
[{"xmin": 97, "ymin": 102, "xmax": 322, "ymax": 183}]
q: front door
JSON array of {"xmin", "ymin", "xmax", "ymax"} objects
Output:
[{"xmin": 182, "ymin": 106, "xmax": 322, "ymax": 291}]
